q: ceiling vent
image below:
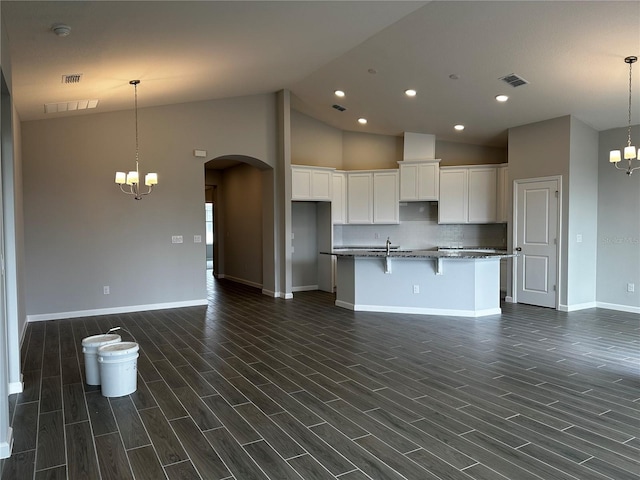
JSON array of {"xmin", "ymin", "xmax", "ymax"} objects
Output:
[
  {"xmin": 500, "ymin": 73, "xmax": 529, "ymax": 88},
  {"xmin": 332, "ymin": 104, "xmax": 347, "ymax": 112},
  {"xmin": 44, "ymin": 99, "xmax": 99, "ymax": 114},
  {"xmin": 62, "ymin": 74, "xmax": 82, "ymax": 84}
]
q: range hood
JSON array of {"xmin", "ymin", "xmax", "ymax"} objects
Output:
[{"xmin": 402, "ymin": 132, "xmax": 436, "ymax": 161}]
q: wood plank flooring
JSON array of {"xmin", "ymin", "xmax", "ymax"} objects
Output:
[{"xmin": 2, "ymin": 274, "xmax": 639, "ymax": 479}]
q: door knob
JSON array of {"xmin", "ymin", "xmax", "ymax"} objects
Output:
[{"xmin": 515, "ymin": 247, "xmax": 522, "ymax": 251}]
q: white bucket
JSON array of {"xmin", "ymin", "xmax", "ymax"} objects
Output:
[
  {"xmin": 97, "ymin": 342, "xmax": 139, "ymax": 397},
  {"xmin": 81, "ymin": 334, "xmax": 122, "ymax": 385}
]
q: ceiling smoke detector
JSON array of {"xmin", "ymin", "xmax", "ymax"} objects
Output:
[
  {"xmin": 51, "ymin": 23, "xmax": 71, "ymax": 37},
  {"xmin": 500, "ymin": 73, "xmax": 529, "ymax": 88}
]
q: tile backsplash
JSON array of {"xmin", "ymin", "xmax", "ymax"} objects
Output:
[{"xmin": 334, "ymin": 202, "xmax": 507, "ymax": 250}]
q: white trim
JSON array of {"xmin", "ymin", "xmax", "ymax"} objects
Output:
[
  {"xmin": 8, "ymin": 373, "xmax": 23, "ymax": 394},
  {"xmin": 281, "ymin": 292, "xmax": 294, "ymax": 299},
  {"xmin": 559, "ymin": 302, "xmax": 597, "ymax": 312},
  {"xmin": 0, "ymin": 427, "xmax": 13, "ymax": 459},
  {"xmin": 336, "ymin": 300, "xmax": 501, "ymax": 317},
  {"xmin": 221, "ymin": 275, "xmax": 262, "ymax": 290},
  {"xmin": 261, "ymin": 289, "xmax": 278, "ymax": 298},
  {"xmin": 292, "ymin": 285, "xmax": 318, "ymax": 292},
  {"xmin": 505, "ymin": 296, "xmax": 515, "ymax": 303},
  {"xmin": 26, "ymin": 299, "xmax": 208, "ymax": 322},
  {"xmin": 596, "ymin": 302, "xmax": 640, "ymax": 314}
]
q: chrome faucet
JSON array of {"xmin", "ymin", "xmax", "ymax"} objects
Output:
[{"xmin": 386, "ymin": 237, "xmax": 391, "ymax": 256}]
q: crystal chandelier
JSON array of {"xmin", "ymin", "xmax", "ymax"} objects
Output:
[
  {"xmin": 609, "ymin": 56, "xmax": 639, "ymax": 176},
  {"xmin": 115, "ymin": 80, "xmax": 158, "ymax": 199}
]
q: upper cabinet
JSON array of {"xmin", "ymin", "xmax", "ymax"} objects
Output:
[
  {"xmin": 398, "ymin": 160, "xmax": 440, "ymax": 201},
  {"xmin": 331, "ymin": 171, "xmax": 347, "ymax": 224},
  {"xmin": 347, "ymin": 170, "xmax": 399, "ymax": 224},
  {"xmin": 496, "ymin": 165, "xmax": 509, "ymax": 223},
  {"xmin": 291, "ymin": 165, "xmax": 334, "ymax": 201},
  {"xmin": 439, "ymin": 165, "xmax": 506, "ymax": 224}
]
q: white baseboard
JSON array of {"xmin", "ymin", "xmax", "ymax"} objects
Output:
[
  {"xmin": 0, "ymin": 427, "xmax": 13, "ymax": 459},
  {"xmin": 27, "ymin": 299, "xmax": 209, "ymax": 322},
  {"xmin": 596, "ymin": 302, "xmax": 640, "ymax": 314},
  {"xmin": 8, "ymin": 374, "xmax": 23, "ymax": 394},
  {"xmin": 292, "ymin": 285, "xmax": 318, "ymax": 292},
  {"xmin": 261, "ymin": 289, "xmax": 278, "ymax": 298},
  {"xmin": 559, "ymin": 301, "xmax": 597, "ymax": 312},
  {"xmin": 335, "ymin": 300, "xmax": 501, "ymax": 318},
  {"xmin": 281, "ymin": 292, "xmax": 294, "ymax": 299},
  {"xmin": 504, "ymin": 296, "xmax": 514, "ymax": 303}
]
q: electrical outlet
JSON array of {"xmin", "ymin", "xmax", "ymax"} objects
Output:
[
  {"xmin": 193, "ymin": 235, "xmax": 202, "ymax": 243},
  {"xmin": 171, "ymin": 235, "xmax": 183, "ymax": 244},
  {"xmin": 413, "ymin": 285, "xmax": 419, "ymax": 294},
  {"xmin": 103, "ymin": 286, "xmax": 110, "ymax": 295},
  {"xmin": 576, "ymin": 234, "xmax": 582, "ymax": 243},
  {"xmin": 628, "ymin": 283, "xmax": 635, "ymax": 293},
  {"xmin": 374, "ymin": 233, "xmax": 379, "ymax": 239}
]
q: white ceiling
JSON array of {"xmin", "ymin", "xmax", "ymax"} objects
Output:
[{"xmin": 2, "ymin": 1, "xmax": 639, "ymax": 147}]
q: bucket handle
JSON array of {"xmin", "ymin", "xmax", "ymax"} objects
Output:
[{"xmin": 105, "ymin": 326, "xmax": 138, "ymax": 344}]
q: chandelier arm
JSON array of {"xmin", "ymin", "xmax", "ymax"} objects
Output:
[{"xmin": 119, "ymin": 184, "xmax": 136, "ymax": 196}]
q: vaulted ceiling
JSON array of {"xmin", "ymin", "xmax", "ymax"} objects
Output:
[{"xmin": 2, "ymin": 1, "xmax": 639, "ymax": 146}]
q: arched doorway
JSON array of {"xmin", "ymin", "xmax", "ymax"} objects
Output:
[{"xmin": 204, "ymin": 155, "xmax": 275, "ymax": 294}]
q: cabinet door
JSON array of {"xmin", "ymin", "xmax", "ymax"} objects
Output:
[
  {"xmin": 347, "ymin": 173, "xmax": 373, "ymax": 224},
  {"xmin": 468, "ymin": 168, "xmax": 497, "ymax": 223},
  {"xmin": 311, "ymin": 170, "xmax": 332, "ymax": 201},
  {"xmin": 417, "ymin": 162, "xmax": 439, "ymax": 200},
  {"xmin": 438, "ymin": 169, "xmax": 467, "ymax": 223},
  {"xmin": 496, "ymin": 165, "xmax": 509, "ymax": 223},
  {"xmin": 331, "ymin": 173, "xmax": 346, "ymax": 224},
  {"xmin": 291, "ymin": 168, "xmax": 312, "ymax": 200},
  {"xmin": 373, "ymin": 171, "xmax": 399, "ymax": 224},
  {"xmin": 399, "ymin": 164, "xmax": 419, "ymax": 201}
]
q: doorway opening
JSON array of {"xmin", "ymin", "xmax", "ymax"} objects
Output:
[{"xmin": 205, "ymin": 202, "xmax": 214, "ymax": 271}]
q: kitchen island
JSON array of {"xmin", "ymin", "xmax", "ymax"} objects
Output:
[{"xmin": 328, "ymin": 249, "xmax": 514, "ymax": 317}]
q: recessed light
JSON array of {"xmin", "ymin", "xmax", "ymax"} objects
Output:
[
  {"xmin": 405, "ymin": 89, "xmax": 417, "ymax": 97},
  {"xmin": 495, "ymin": 94, "xmax": 509, "ymax": 102},
  {"xmin": 454, "ymin": 124, "xmax": 465, "ymax": 131},
  {"xmin": 358, "ymin": 118, "xmax": 368, "ymax": 125},
  {"xmin": 334, "ymin": 90, "xmax": 345, "ymax": 97}
]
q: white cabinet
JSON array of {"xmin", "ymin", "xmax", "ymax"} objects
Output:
[
  {"xmin": 347, "ymin": 172, "xmax": 373, "ymax": 224},
  {"xmin": 398, "ymin": 160, "xmax": 440, "ymax": 201},
  {"xmin": 346, "ymin": 170, "xmax": 399, "ymax": 224},
  {"xmin": 468, "ymin": 167, "xmax": 497, "ymax": 223},
  {"xmin": 439, "ymin": 165, "xmax": 500, "ymax": 224},
  {"xmin": 496, "ymin": 165, "xmax": 509, "ymax": 223},
  {"xmin": 438, "ymin": 168, "xmax": 468, "ymax": 223},
  {"xmin": 373, "ymin": 170, "xmax": 400, "ymax": 224},
  {"xmin": 291, "ymin": 165, "xmax": 333, "ymax": 201},
  {"xmin": 331, "ymin": 172, "xmax": 347, "ymax": 224}
]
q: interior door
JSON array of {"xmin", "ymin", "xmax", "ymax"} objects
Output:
[{"xmin": 514, "ymin": 178, "xmax": 559, "ymax": 308}]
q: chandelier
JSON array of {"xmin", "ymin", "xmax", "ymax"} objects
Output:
[
  {"xmin": 609, "ymin": 56, "xmax": 639, "ymax": 176},
  {"xmin": 115, "ymin": 80, "xmax": 158, "ymax": 199}
]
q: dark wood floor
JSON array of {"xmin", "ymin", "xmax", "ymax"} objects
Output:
[{"xmin": 2, "ymin": 274, "xmax": 640, "ymax": 480}]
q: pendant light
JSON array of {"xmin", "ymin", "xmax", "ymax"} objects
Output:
[
  {"xmin": 609, "ymin": 56, "xmax": 639, "ymax": 176},
  {"xmin": 115, "ymin": 80, "xmax": 158, "ymax": 199}
]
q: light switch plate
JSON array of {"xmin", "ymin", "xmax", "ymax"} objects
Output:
[
  {"xmin": 172, "ymin": 235, "xmax": 183, "ymax": 244},
  {"xmin": 194, "ymin": 235, "xmax": 202, "ymax": 243}
]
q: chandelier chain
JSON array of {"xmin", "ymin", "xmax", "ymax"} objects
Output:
[
  {"xmin": 134, "ymin": 81, "xmax": 139, "ymax": 163},
  {"xmin": 628, "ymin": 58, "xmax": 633, "ymax": 148}
]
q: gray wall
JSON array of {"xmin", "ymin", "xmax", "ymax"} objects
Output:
[
  {"xmin": 291, "ymin": 110, "xmax": 343, "ymax": 168},
  {"xmin": 220, "ymin": 163, "xmax": 264, "ymax": 287},
  {"xmin": 567, "ymin": 117, "xmax": 598, "ymax": 307},
  {"xmin": 597, "ymin": 125, "xmax": 640, "ymax": 310},
  {"xmin": 508, "ymin": 116, "xmax": 571, "ymax": 307},
  {"xmin": 22, "ymin": 93, "xmax": 278, "ymax": 318}
]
